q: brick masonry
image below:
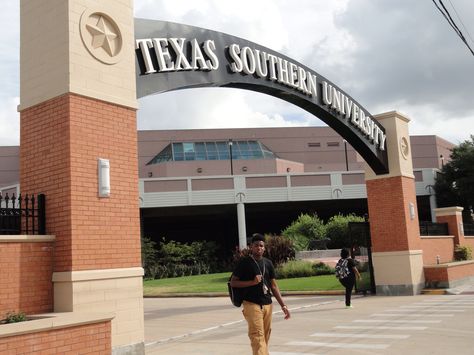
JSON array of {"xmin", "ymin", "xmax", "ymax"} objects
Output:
[
  {"xmin": 0, "ymin": 241, "xmax": 54, "ymax": 319},
  {"xmin": 366, "ymin": 175, "xmax": 421, "ymax": 252},
  {"xmin": 20, "ymin": 93, "xmax": 141, "ymax": 272},
  {"xmin": 0, "ymin": 321, "xmax": 111, "ymax": 354},
  {"xmin": 424, "ymin": 261, "xmax": 474, "ymax": 288},
  {"xmin": 420, "ymin": 237, "xmax": 455, "ymax": 265}
]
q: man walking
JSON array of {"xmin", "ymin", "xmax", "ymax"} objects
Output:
[{"xmin": 230, "ymin": 233, "xmax": 290, "ymax": 355}]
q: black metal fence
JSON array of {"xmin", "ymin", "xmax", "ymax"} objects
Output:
[
  {"xmin": 0, "ymin": 194, "xmax": 46, "ymax": 235},
  {"xmin": 419, "ymin": 221, "xmax": 449, "ymax": 236},
  {"xmin": 464, "ymin": 224, "xmax": 474, "ymax": 236}
]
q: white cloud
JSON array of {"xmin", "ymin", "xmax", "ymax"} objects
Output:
[
  {"xmin": 0, "ymin": 97, "xmax": 20, "ymax": 146},
  {"xmin": 138, "ymin": 89, "xmax": 301, "ymax": 130},
  {"xmin": 0, "ymin": 0, "xmax": 473, "ymax": 148}
]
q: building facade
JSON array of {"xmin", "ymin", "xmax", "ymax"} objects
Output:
[{"xmin": 1, "ymin": 126, "xmax": 454, "ymax": 249}]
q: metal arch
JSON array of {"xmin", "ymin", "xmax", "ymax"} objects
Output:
[{"xmin": 134, "ymin": 18, "xmax": 389, "ymax": 175}]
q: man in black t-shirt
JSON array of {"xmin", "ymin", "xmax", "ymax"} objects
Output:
[{"xmin": 230, "ymin": 233, "xmax": 290, "ymax": 355}]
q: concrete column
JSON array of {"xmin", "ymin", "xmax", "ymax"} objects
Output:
[
  {"xmin": 365, "ymin": 111, "xmax": 424, "ymax": 296},
  {"xmin": 237, "ymin": 202, "xmax": 247, "ymax": 249},
  {"xmin": 435, "ymin": 207, "xmax": 465, "ymax": 246},
  {"xmin": 430, "ymin": 194, "xmax": 438, "ymax": 222}
]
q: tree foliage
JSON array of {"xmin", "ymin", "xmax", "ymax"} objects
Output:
[
  {"xmin": 281, "ymin": 213, "xmax": 366, "ymax": 250},
  {"xmin": 435, "ymin": 136, "xmax": 474, "ymax": 222},
  {"xmin": 281, "ymin": 213, "xmax": 326, "ymax": 251},
  {"xmin": 325, "ymin": 214, "xmax": 365, "ymax": 249}
]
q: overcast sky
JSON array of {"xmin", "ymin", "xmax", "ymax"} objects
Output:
[{"xmin": 1, "ymin": 0, "xmax": 473, "ymax": 146}]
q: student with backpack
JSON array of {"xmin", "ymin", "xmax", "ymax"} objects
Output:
[
  {"xmin": 230, "ymin": 233, "xmax": 290, "ymax": 355},
  {"xmin": 335, "ymin": 248, "xmax": 361, "ymax": 308}
]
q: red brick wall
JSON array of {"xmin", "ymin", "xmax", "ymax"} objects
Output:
[
  {"xmin": 436, "ymin": 214, "xmax": 464, "ymax": 245},
  {"xmin": 420, "ymin": 237, "xmax": 454, "ymax": 265},
  {"xmin": 423, "ymin": 266, "xmax": 448, "ymax": 284},
  {"xmin": 424, "ymin": 261, "xmax": 474, "ymax": 284},
  {"xmin": 366, "ymin": 175, "xmax": 421, "ymax": 252},
  {"xmin": 0, "ymin": 321, "xmax": 110, "ymax": 354},
  {"xmin": 464, "ymin": 238, "xmax": 474, "ymax": 250},
  {"xmin": 20, "ymin": 94, "xmax": 141, "ymax": 272},
  {"xmin": 0, "ymin": 241, "xmax": 53, "ymax": 319}
]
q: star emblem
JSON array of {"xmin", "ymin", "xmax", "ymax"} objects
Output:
[
  {"xmin": 400, "ymin": 137, "xmax": 409, "ymax": 159},
  {"xmin": 86, "ymin": 16, "xmax": 118, "ymax": 57}
]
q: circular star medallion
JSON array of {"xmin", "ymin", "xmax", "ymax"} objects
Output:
[
  {"xmin": 80, "ymin": 9, "xmax": 123, "ymax": 64},
  {"xmin": 400, "ymin": 136, "xmax": 410, "ymax": 160}
]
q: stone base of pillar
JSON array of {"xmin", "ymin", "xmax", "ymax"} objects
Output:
[
  {"xmin": 52, "ymin": 267, "xmax": 144, "ymax": 354},
  {"xmin": 372, "ymin": 250, "xmax": 425, "ymax": 296}
]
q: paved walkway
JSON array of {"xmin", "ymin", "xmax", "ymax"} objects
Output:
[{"xmin": 144, "ymin": 283, "xmax": 474, "ymax": 354}]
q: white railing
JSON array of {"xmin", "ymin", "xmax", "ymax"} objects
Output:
[{"xmin": 139, "ymin": 168, "xmax": 437, "ymax": 208}]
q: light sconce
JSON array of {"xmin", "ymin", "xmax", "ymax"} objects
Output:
[
  {"xmin": 409, "ymin": 202, "xmax": 415, "ymax": 220},
  {"xmin": 242, "ymin": 166, "xmax": 248, "ymax": 172},
  {"xmin": 148, "ymin": 172, "xmax": 153, "ymax": 178},
  {"xmin": 98, "ymin": 158, "xmax": 110, "ymax": 198},
  {"xmin": 286, "ymin": 167, "xmax": 291, "ymax": 173},
  {"xmin": 197, "ymin": 167, "xmax": 203, "ymax": 173}
]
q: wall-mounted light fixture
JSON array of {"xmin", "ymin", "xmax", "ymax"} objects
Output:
[
  {"xmin": 242, "ymin": 166, "xmax": 248, "ymax": 172},
  {"xmin": 286, "ymin": 167, "xmax": 291, "ymax": 173},
  {"xmin": 98, "ymin": 158, "xmax": 110, "ymax": 198},
  {"xmin": 197, "ymin": 167, "xmax": 203, "ymax": 173},
  {"xmin": 148, "ymin": 172, "xmax": 153, "ymax": 178},
  {"xmin": 409, "ymin": 202, "xmax": 415, "ymax": 220}
]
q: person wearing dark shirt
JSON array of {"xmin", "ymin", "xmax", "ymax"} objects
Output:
[
  {"xmin": 230, "ymin": 233, "xmax": 290, "ymax": 355},
  {"xmin": 338, "ymin": 248, "xmax": 361, "ymax": 308}
]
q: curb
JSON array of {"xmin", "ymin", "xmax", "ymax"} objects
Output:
[
  {"xmin": 421, "ymin": 289, "xmax": 447, "ymax": 295},
  {"xmin": 144, "ymin": 290, "xmax": 347, "ymax": 298}
]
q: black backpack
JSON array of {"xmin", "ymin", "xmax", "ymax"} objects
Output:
[
  {"xmin": 335, "ymin": 258, "xmax": 350, "ymax": 280},
  {"xmin": 227, "ymin": 273, "xmax": 245, "ymax": 307}
]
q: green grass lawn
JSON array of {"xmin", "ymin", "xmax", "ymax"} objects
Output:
[{"xmin": 143, "ymin": 272, "xmax": 348, "ymax": 296}]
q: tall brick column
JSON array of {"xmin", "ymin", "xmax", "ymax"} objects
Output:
[
  {"xmin": 365, "ymin": 111, "xmax": 424, "ymax": 295},
  {"xmin": 19, "ymin": 1, "xmax": 144, "ymax": 353}
]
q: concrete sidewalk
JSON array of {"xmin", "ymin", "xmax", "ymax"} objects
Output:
[{"xmin": 144, "ymin": 282, "xmax": 474, "ymax": 354}]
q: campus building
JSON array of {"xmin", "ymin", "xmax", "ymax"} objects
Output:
[
  {"xmin": 0, "ymin": 126, "xmax": 454, "ymax": 248},
  {"xmin": 3, "ymin": 2, "xmax": 473, "ymax": 353}
]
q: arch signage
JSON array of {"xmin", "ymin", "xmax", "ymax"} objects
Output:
[{"xmin": 134, "ymin": 18, "xmax": 389, "ymax": 174}]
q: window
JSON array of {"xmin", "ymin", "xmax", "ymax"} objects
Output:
[
  {"xmin": 327, "ymin": 142, "xmax": 340, "ymax": 147},
  {"xmin": 308, "ymin": 142, "xmax": 321, "ymax": 147},
  {"xmin": 147, "ymin": 140, "xmax": 277, "ymax": 164}
]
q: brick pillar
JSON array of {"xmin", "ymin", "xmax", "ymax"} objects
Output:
[
  {"xmin": 365, "ymin": 111, "xmax": 424, "ymax": 295},
  {"xmin": 435, "ymin": 207, "xmax": 465, "ymax": 246},
  {"xmin": 20, "ymin": 1, "xmax": 143, "ymax": 353}
]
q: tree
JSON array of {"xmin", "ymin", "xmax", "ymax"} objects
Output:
[
  {"xmin": 325, "ymin": 214, "xmax": 365, "ymax": 249},
  {"xmin": 281, "ymin": 213, "xmax": 326, "ymax": 251},
  {"xmin": 435, "ymin": 135, "xmax": 474, "ymax": 222}
]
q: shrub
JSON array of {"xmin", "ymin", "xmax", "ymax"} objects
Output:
[
  {"xmin": 4, "ymin": 311, "xmax": 27, "ymax": 324},
  {"xmin": 454, "ymin": 245, "xmax": 473, "ymax": 261},
  {"xmin": 282, "ymin": 213, "xmax": 326, "ymax": 251},
  {"xmin": 144, "ymin": 238, "xmax": 220, "ymax": 279},
  {"xmin": 141, "ymin": 236, "xmax": 157, "ymax": 279},
  {"xmin": 264, "ymin": 234, "xmax": 295, "ymax": 266},
  {"xmin": 312, "ymin": 262, "xmax": 334, "ymax": 276},
  {"xmin": 276, "ymin": 260, "xmax": 315, "ymax": 279}
]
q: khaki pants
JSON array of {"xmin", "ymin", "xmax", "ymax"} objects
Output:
[{"xmin": 242, "ymin": 301, "xmax": 273, "ymax": 355}]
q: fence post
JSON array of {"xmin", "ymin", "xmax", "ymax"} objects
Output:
[{"xmin": 37, "ymin": 194, "xmax": 46, "ymax": 235}]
